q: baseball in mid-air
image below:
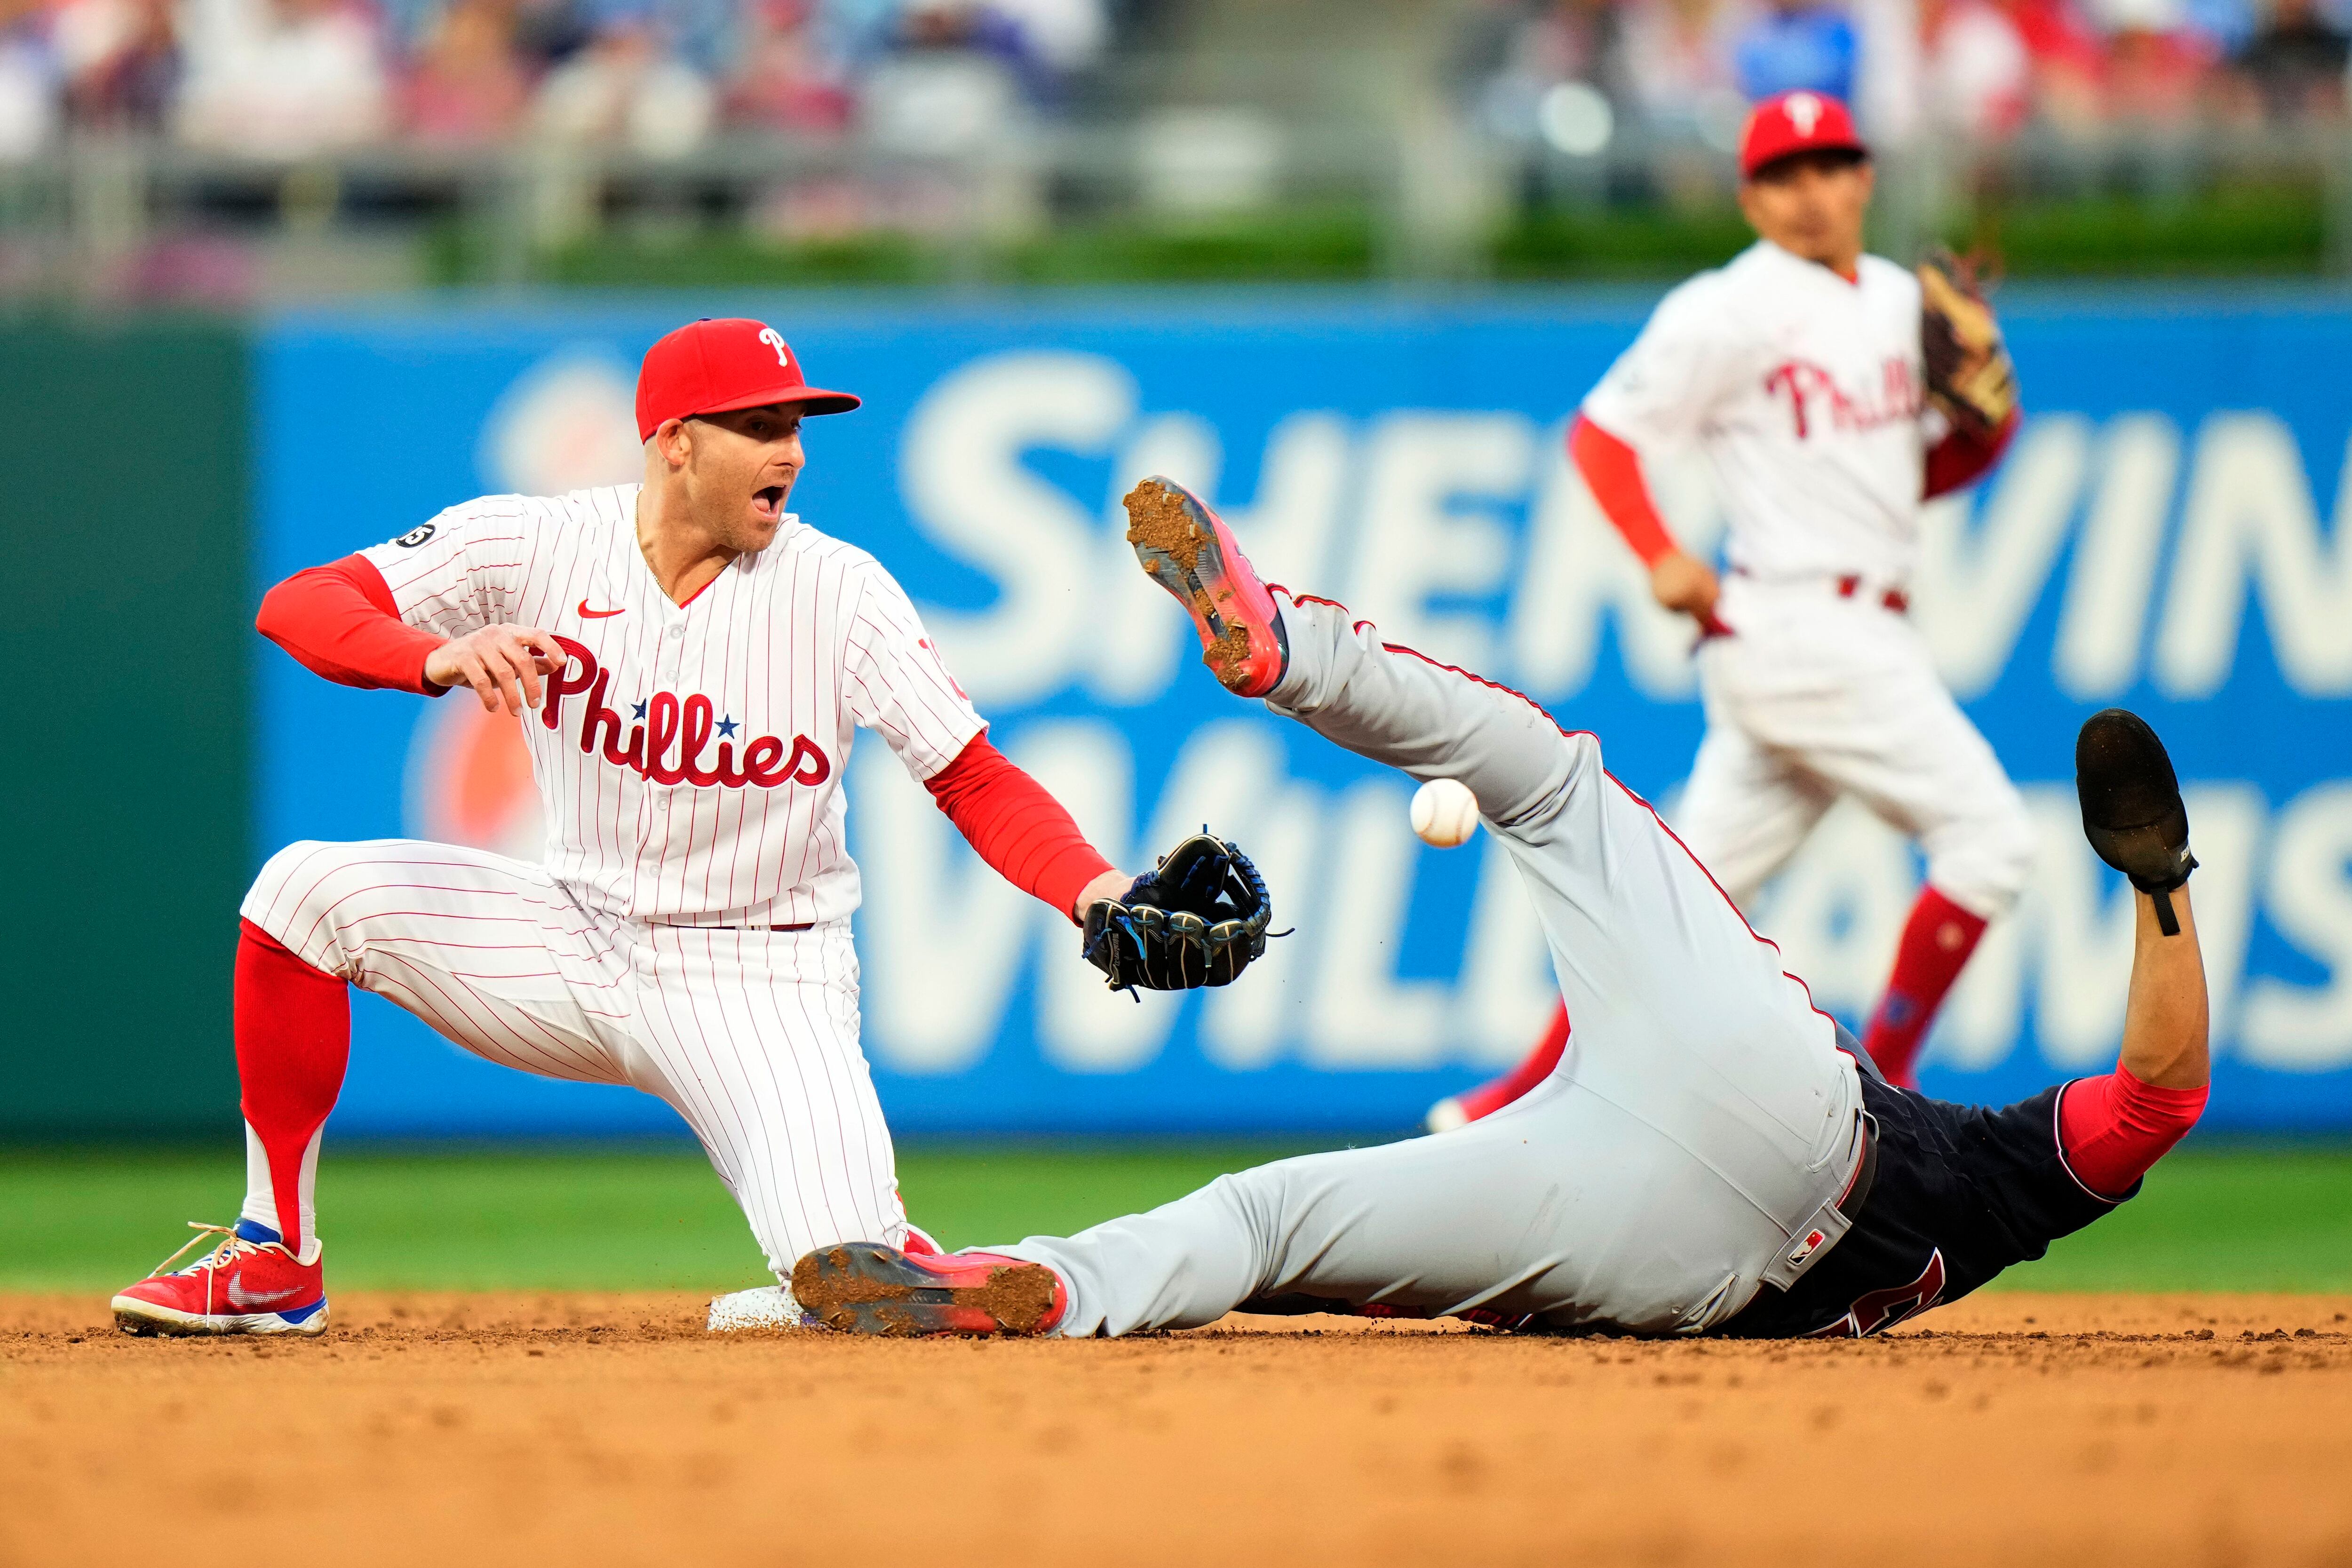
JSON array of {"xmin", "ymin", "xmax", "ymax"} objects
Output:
[{"xmin": 1409, "ymin": 778, "xmax": 1479, "ymax": 848}]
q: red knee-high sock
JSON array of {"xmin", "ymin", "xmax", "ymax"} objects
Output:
[
  {"xmin": 1462, "ymin": 1000, "xmax": 1571, "ymax": 1121},
  {"xmin": 235, "ymin": 917, "xmax": 350, "ymax": 1252},
  {"xmin": 1861, "ymin": 886, "xmax": 1988, "ymax": 1088}
]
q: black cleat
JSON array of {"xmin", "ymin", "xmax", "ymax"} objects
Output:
[
  {"xmin": 790, "ymin": 1242, "xmax": 1066, "ymax": 1338},
  {"xmin": 2076, "ymin": 708, "xmax": 2196, "ymax": 934}
]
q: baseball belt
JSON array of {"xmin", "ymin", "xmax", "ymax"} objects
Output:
[
  {"xmin": 1729, "ymin": 567, "xmax": 1910, "ymax": 615},
  {"xmin": 1838, "ymin": 1111, "xmax": 1880, "ymax": 1220}
]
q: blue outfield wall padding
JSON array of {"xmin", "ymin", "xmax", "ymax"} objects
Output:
[{"xmin": 256, "ymin": 289, "xmax": 2352, "ymax": 1137}]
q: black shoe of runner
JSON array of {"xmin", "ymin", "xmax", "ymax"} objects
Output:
[{"xmin": 2075, "ymin": 708, "xmax": 2196, "ymax": 934}]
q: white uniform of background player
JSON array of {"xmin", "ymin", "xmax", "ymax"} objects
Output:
[
  {"xmin": 1588, "ymin": 243, "xmax": 2032, "ymax": 919},
  {"xmin": 1599, "ymin": 93, "xmax": 2030, "ymax": 1093},
  {"xmin": 1430, "ymin": 92, "xmax": 2027, "ymax": 1128}
]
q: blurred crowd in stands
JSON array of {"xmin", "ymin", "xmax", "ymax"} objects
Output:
[
  {"xmin": 0, "ymin": 0, "xmax": 2344, "ymax": 171},
  {"xmin": 1462, "ymin": 0, "xmax": 2352, "ymax": 155},
  {"xmin": 0, "ymin": 0, "xmax": 1115, "ymax": 161}
]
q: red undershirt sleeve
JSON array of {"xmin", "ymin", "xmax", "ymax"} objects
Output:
[
  {"xmin": 924, "ymin": 735, "xmax": 1116, "ymax": 922},
  {"xmin": 2057, "ymin": 1066, "xmax": 2208, "ymax": 1200},
  {"xmin": 1569, "ymin": 413, "xmax": 1679, "ymax": 568},
  {"xmin": 1923, "ymin": 406, "xmax": 2021, "ymax": 499},
  {"xmin": 256, "ymin": 555, "xmax": 448, "ymax": 696}
]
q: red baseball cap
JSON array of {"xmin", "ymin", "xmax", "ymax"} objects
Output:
[
  {"xmin": 1738, "ymin": 90, "xmax": 1868, "ymax": 178},
  {"xmin": 634, "ymin": 317, "xmax": 861, "ymax": 442}
]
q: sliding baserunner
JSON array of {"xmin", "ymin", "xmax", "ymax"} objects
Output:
[{"xmin": 787, "ymin": 477, "xmax": 2208, "ymax": 1340}]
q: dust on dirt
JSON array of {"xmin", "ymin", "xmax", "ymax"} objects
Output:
[{"xmin": 5, "ymin": 1291, "xmax": 2348, "ymax": 1568}]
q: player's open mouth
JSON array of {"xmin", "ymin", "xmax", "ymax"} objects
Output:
[{"xmin": 752, "ymin": 485, "xmax": 787, "ymax": 521}]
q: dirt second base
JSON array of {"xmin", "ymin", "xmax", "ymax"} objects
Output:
[{"xmin": 5, "ymin": 1291, "xmax": 2348, "ymax": 1568}]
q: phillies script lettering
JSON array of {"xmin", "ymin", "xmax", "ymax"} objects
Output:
[
  {"xmin": 542, "ymin": 636, "xmax": 831, "ymax": 789},
  {"xmin": 1764, "ymin": 356, "xmax": 1922, "ymax": 438}
]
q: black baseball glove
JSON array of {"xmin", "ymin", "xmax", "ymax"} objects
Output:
[
  {"xmin": 1918, "ymin": 247, "xmax": 2019, "ymax": 443},
  {"xmin": 1081, "ymin": 832, "xmax": 1273, "ymax": 994},
  {"xmin": 2076, "ymin": 707, "xmax": 2196, "ymax": 935}
]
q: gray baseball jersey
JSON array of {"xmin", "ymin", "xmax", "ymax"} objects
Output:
[{"xmin": 993, "ymin": 592, "xmax": 1869, "ymax": 1337}]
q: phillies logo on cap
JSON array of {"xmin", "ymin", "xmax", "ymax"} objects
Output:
[
  {"xmin": 1738, "ymin": 89, "xmax": 1867, "ymax": 177},
  {"xmin": 634, "ymin": 318, "xmax": 861, "ymax": 442}
]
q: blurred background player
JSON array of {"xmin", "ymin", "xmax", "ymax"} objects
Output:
[
  {"xmin": 1430, "ymin": 88, "xmax": 2025, "ymax": 1130},
  {"xmin": 108, "ymin": 317, "xmax": 1139, "ymax": 1337}
]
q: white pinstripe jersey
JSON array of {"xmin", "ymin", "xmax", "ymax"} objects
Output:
[
  {"xmin": 359, "ymin": 485, "xmax": 985, "ymax": 924},
  {"xmin": 1582, "ymin": 240, "xmax": 1931, "ymax": 587}
]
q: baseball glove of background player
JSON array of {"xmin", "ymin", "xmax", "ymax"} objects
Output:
[
  {"xmin": 1918, "ymin": 247, "xmax": 2018, "ymax": 442},
  {"xmin": 1081, "ymin": 832, "xmax": 1272, "ymax": 994}
]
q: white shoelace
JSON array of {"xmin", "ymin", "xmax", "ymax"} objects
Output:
[
  {"xmin": 142, "ymin": 1221, "xmax": 311, "ymax": 1316},
  {"xmin": 145, "ymin": 1221, "xmax": 250, "ymax": 1279}
]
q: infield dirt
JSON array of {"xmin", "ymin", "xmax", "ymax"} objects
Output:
[{"xmin": 5, "ymin": 1291, "xmax": 2347, "ymax": 1568}]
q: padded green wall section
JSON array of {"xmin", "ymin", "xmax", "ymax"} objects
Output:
[{"xmin": 0, "ymin": 319, "xmax": 250, "ymax": 1135}]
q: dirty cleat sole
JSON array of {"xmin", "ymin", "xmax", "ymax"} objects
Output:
[
  {"xmin": 791, "ymin": 1243, "xmax": 1061, "ymax": 1338},
  {"xmin": 1123, "ymin": 476, "xmax": 1287, "ymax": 697},
  {"xmin": 111, "ymin": 1295, "xmax": 329, "ymax": 1337}
]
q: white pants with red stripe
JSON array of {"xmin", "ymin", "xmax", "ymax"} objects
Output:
[
  {"xmin": 239, "ymin": 841, "xmax": 907, "ymax": 1280},
  {"xmin": 1679, "ymin": 576, "xmax": 2034, "ymax": 919},
  {"xmin": 996, "ymin": 594, "xmax": 1865, "ymax": 1337}
]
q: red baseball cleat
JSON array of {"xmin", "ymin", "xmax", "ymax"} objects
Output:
[
  {"xmin": 111, "ymin": 1220, "xmax": 328, "ymax": 1338},
  {"xmin": 1123, "ymin": 475, "xmax": 1289, "ymax": 698},
  {"xmin": 791, "ymin": 1242, "xmax": 1067, "ymax": 1338}
]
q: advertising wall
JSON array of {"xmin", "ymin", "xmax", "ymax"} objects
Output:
[{"xmin": 256, "ymin": 293, "xmax": 2352, "ymax": 1136}]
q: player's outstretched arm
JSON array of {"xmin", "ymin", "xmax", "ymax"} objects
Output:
[
  {"xmin": 922, "ymin": 735, "xmax": 1121, "ymax": 922},
  {"xmin": 2062, "ymin": 708, "xmax": 2209, "ymax": 1195},
  {"xmin": 2118, "ymin": 883, "xmax": 2208, "ymax": 1090}
]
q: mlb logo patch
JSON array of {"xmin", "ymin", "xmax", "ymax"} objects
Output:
[{"xmin": 1788, "ymin": 1228, "xmax": 1828, "ymax": 1267}]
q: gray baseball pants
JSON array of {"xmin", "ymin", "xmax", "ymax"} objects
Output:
[{"xmin": 997, "ymin": 594, "xmax": 1866, "ymax": 1337}]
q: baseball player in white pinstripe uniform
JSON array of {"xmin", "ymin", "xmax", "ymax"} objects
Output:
[{"xmin": 112, "ymin": 318, "xmax": 1133, "ymax": 1337}]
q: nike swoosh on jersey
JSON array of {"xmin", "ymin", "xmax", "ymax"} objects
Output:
[{"xmin": 579, "ymin": 600, "xmax": 626, "ymax": 619}]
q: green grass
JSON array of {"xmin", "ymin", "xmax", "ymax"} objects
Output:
[
  {"xmin": 5, "ymin": 1142, "xmax": 2345, "ymax": 1296},
  {"xmin": 0, "ymin": 1141, "xmax": 1324, "ymax": 1292},
  {"xmin": 1995, "ymin": 1146, "xmax": 2352, "ymax": 1292}
]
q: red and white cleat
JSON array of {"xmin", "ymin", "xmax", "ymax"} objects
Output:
[
  {"xmin": 1123, "ymin": 475, "xmax": 1289, "ymax": 698},
  {"xmin": 791, "ymin": 1242, "xmax": 1067, "ymax": 1338},
  {"xmin": 111, "ymin": 1220, "xmax": 328, "ymax": 1338}
]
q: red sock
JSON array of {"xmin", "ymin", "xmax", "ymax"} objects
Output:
[
  {"xmin": 1861, "ymin": 886, "xmax": 1988, "ymax": 1088},
  {"xmin": 235, "ymin": 918, "xmax": 350, "ymax": 1252},
  {"xmin": 1462, "ymin": 1001, "xmax": 1571, "ymax": 1121}
]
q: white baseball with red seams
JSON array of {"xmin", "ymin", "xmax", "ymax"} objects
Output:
[
  {"xmin": 1409, "ymin": 778, "xmax": 1479, "ymax": 849},
  {"xmin": 239, "ymin": 485, "xmax": 985, "ymax": 1281}
]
